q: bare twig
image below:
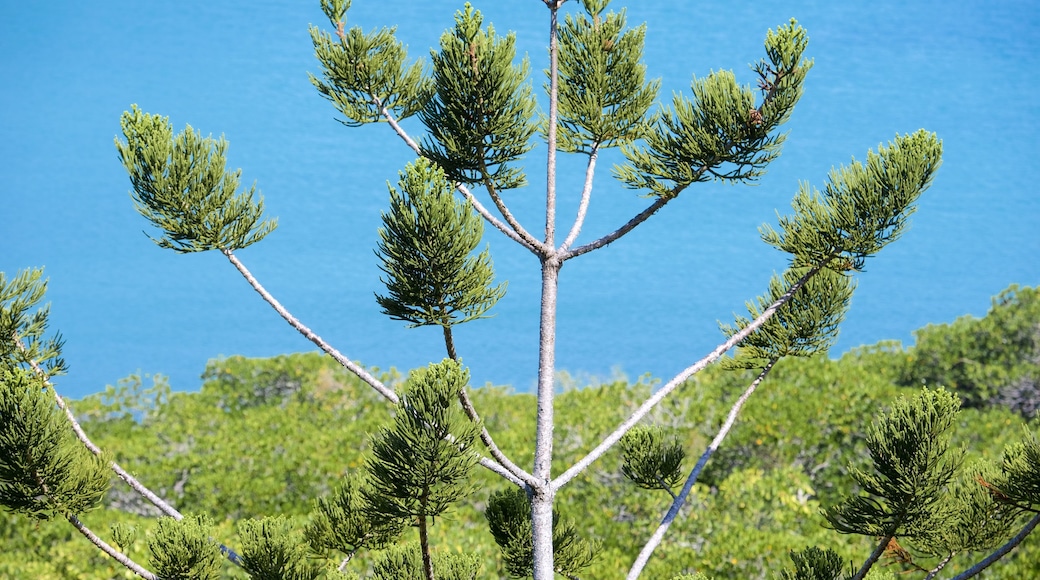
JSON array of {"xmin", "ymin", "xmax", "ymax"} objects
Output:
[
  {"xmin": 949, "ymin": 512, "xmax": 1040, "ymax": 580},
  {"xmin": 553, "ymin": 264, "xmax": 822, "ymax": 490},
  {"xmin": 626, "ymin": 357, "xmax": 778, "ymax": 579},
  {"xmin": 562, "ymin": 195, "xmax": 671, "ymax": 260},
  {"xmin": 924, "ymin": 552, "xmax": 956, "ymax": 580},
  {"xmin": 222, "ymin": 249, "xmax": 399, "ymax": 404},
  {"xmin": 68, "ymin": 514, "xmax": 157, "ymax": 580},
  {"xmin": 443, "ymin": 326, "xmax": 537, "ymax": 486},
  {"xmin": 559, "ymin": 143, "xmax": 600, "ymax": 253}
]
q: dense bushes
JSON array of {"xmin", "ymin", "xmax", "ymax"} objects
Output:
[{"xmin": 1, "ymin": 286, "xmax": 1037, "ymax": 578}]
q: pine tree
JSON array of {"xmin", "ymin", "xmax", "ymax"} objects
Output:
[{"xmin": 2, "ymin": 0, "xmax": 1038, "ymax": 578}]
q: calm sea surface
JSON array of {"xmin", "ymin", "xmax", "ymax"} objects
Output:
[{"xmin": 2, "ymin": 1, "xmax": 1038, "ymax": 398}]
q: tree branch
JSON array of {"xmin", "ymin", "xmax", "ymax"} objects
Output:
[
  {"xmin": 221, "ymin": 249, "xmax": 399, "ymax": 404},
  {"xmin": 559, "ymin": 143, "xmax": 600, "ymax": 253},
  {"xmin": 443, "ymin": 326, "xmax": 537, "ymax": 486},
  {"xmin": 626, "ymin": 357, "xmax": 778, "ymax": 579},
  {"xmin": 949, "ymin": 512, "xmax": 1040, "ymax": 580},
  {"xmin": 561, "ymin": 195, "xmax": 670, "ymax": 261},
  {"xmin": 924, "ymin": 552, "xmax": 956, "ymax": 580},
  {"xmin": 552, "ymin": 264, "xmax": 822, "ymax": 490},
  {"xmin": 67, "ymin": 514, "xmax": 157, "ymax": 580},
  {"xmin": 850, "ymin": 535, "xmax": 896, "ymax": 580}
]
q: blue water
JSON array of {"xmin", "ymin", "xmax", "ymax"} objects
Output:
[{"xmin": 2, "ymin": 1, "xmax": 1037, "ymax": 399}]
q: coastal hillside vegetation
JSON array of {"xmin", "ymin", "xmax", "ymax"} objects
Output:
[{"xmin": 1, "ymin": 285, "xmax": 1037, "ymax": 578}]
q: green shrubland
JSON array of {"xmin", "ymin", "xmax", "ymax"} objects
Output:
[{"xmin": 1, "ymin": 286, "xmax": 1036, "ymax": 578}]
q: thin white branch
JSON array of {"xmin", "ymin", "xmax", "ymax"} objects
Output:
[
  {"xmin": 924, "ymin": 552, "xmax": 956, "ymax": 580},
  {"xmin": 562, "ymin": 196, "xmax": 670, "ymax": 261},
  {"xmin": 459, "ymin": 386, "xmax": 539, "ymax": 487},
  {"xmin": 227, "ymin": 249, "xmax": 520, "ymax": 485},
  {"xmin": 559, "ymin": 143, "xmax": 600, "ymax": 253},
  {"xmin": 552, "ymin": 265, "xmax": 822, "ymax": 490},
  {"xmin": 68, "ymin": 514, "xmax": 157, "ymax": 580},
  {"xmin": 626, "ymin": 358, "xmax": 778, "ymax": 579},
  {"xmin": 950, "ymin": 512, "xmax": 1040, "ymax": 580},
  {"xmin": 222, "ymin": 250, "xmax": 399, "ymax": 404}
]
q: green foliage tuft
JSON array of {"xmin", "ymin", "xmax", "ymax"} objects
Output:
[
  {"xmin": 485, "ymin": 487, "xmax": 598, "ymax": 578},
  {"xmin": 615, "ymin": 19, "xmax": 812, "ymax": 197},
  {"xmin": 239, "ymin": 515, "xmax": 325, "ymax": 580},
  {"xmin": 823, "ymin": 388, "xmax": 962, "ymax": 541},
  {"xmin": 555, "ymin": 2, "xmax": 660, "ymax": 152},
  {"xmin": 364, "ymin": 359, "xmax": 481, "ymax": 521},
  {"xmin": 304, "ymin": 473, "xmax": 406, "ymax": 558},
  {"xmin": 309, "ymin": 0, "xmax": 432, "ymax": 126},
  {"xmin": 619, "ymin": 425, "xmax": 686, "ymax": 492},
  {"xmin": 420, "ymin": 3, "xmax": 537, "ymax": 191},
  {"xmin": 375, "ymin": 158, "xmax": 506, "ymax": 331},
  {"xmin": 0, "ymin": 366, "xmax": 109, "ymax": 520},
  {"xmin": 147, "ymin": 514, "xmax": 223, "ymax": 580},
  {"xmin": 0, "ymin": 267, "xmax": 66, "ymax": 377},
  {"xmin": 721, "ymin": 268, "xmax": 854, "ymax": 370},
  {"xmin": 761, "ymin": 130, "xmax": 942, "ymax": 271},
  {"xmin": 115, "ymin": 105, "xmax": 277, "ymax": 253},
  {"xmin": 371, "ymin": 542, "xmax": 481, "ymax": 580},
  {"xmin": 778, "ymin": 546, "xmax": 849, "ymax": 580},
  {"xmin": 991, "ymin": 426, "xmax": 1040, "ymax": 513}
]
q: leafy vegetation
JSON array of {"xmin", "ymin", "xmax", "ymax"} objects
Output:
[
  {"xmin": 0, "ymin": 286, "xmax": 1037, "ymax": 577},
  {"xmin": 2, "ymin": 0, "xmax": 1038, "ymax": 577}
]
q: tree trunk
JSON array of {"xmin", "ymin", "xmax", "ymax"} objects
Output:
[{"xmin": 531, "ymin": 257, "xmax": 560, "ymax": 579}]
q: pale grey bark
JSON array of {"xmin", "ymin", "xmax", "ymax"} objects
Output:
[
  {"xmin": 949, "ymin": 513, "xmax": 1040, "ymax": 580},
  {"xmin": 559, "ymin": 143, "xmax": 600, "ymax": 252},
  {"xmin": 626, "ymin": 358, "xmax": 778, "ymax": 579},
  {"xmin": 553, "ymin": 265, "xmax": 822, "ymax": 491},
  {"xmin": 530, "ymin": 2, "xmax": 564, "ymax": 576},
  {"xmin": 222, "ymin": 249, "xmax": 399, "ymax": 403},
  {"xmin": 68, "ymin": 514, "xmax": 157, "ymax": 580}
]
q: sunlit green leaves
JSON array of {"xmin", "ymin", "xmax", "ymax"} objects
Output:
[
  {"xmin": 147, "ymin": 514, "xmax": 222, "ymax": 580},
  {"xmin": 420, "ymin": 4, "xmax": 536, "ymax": 191},
  {"xmin": 239, "ymin": 516, "xmax": 325, "ymax": 580},
  {"xmin": 555, "ymin": 1, "xmax": 660, "ymax": 152},
  {"xmin": 304, "ymin": 474, "xmax": 405, "ymax": 558},
  {"xmin": 0, "ymin": 268, "xmax": 65, "ymax": 377},
  {"xmin": 721, "ymin": 268, "xmax": 854, "ymax": 370},
  {"xmin": 364, "ymin": 359, "xmax": 481, "ymax": 522},
  {"xmin": 115, "ymin": 106, "xmax": 277, "ymax": 253},
  {"xmin": 376, "ymin": 158, "xmax": 506, "ymax": 330},
  {"xmin": 0, "ymin": 367, "xmax": 109, "ymax": 520},
  {"xmin": 619, "ymin": 426, "xmax": 685, "ymax": 492},
  {"xmin": 823, "ymin": 388, "xmax": 962, "ymax": 540},
  {"xmin": 762, "ymin": 130, "xmax": 943, "ymax": 271},
  {"xmin": 778, "ymin": 546, "xmax": 849, "ymax": 580},
  {"xmin": 309, "ymin": 0, "xmax": 432, "ymax": 126},
  {"xmin": 616, "ymin": 19, "xmax": 812, "ymax": 197}
]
